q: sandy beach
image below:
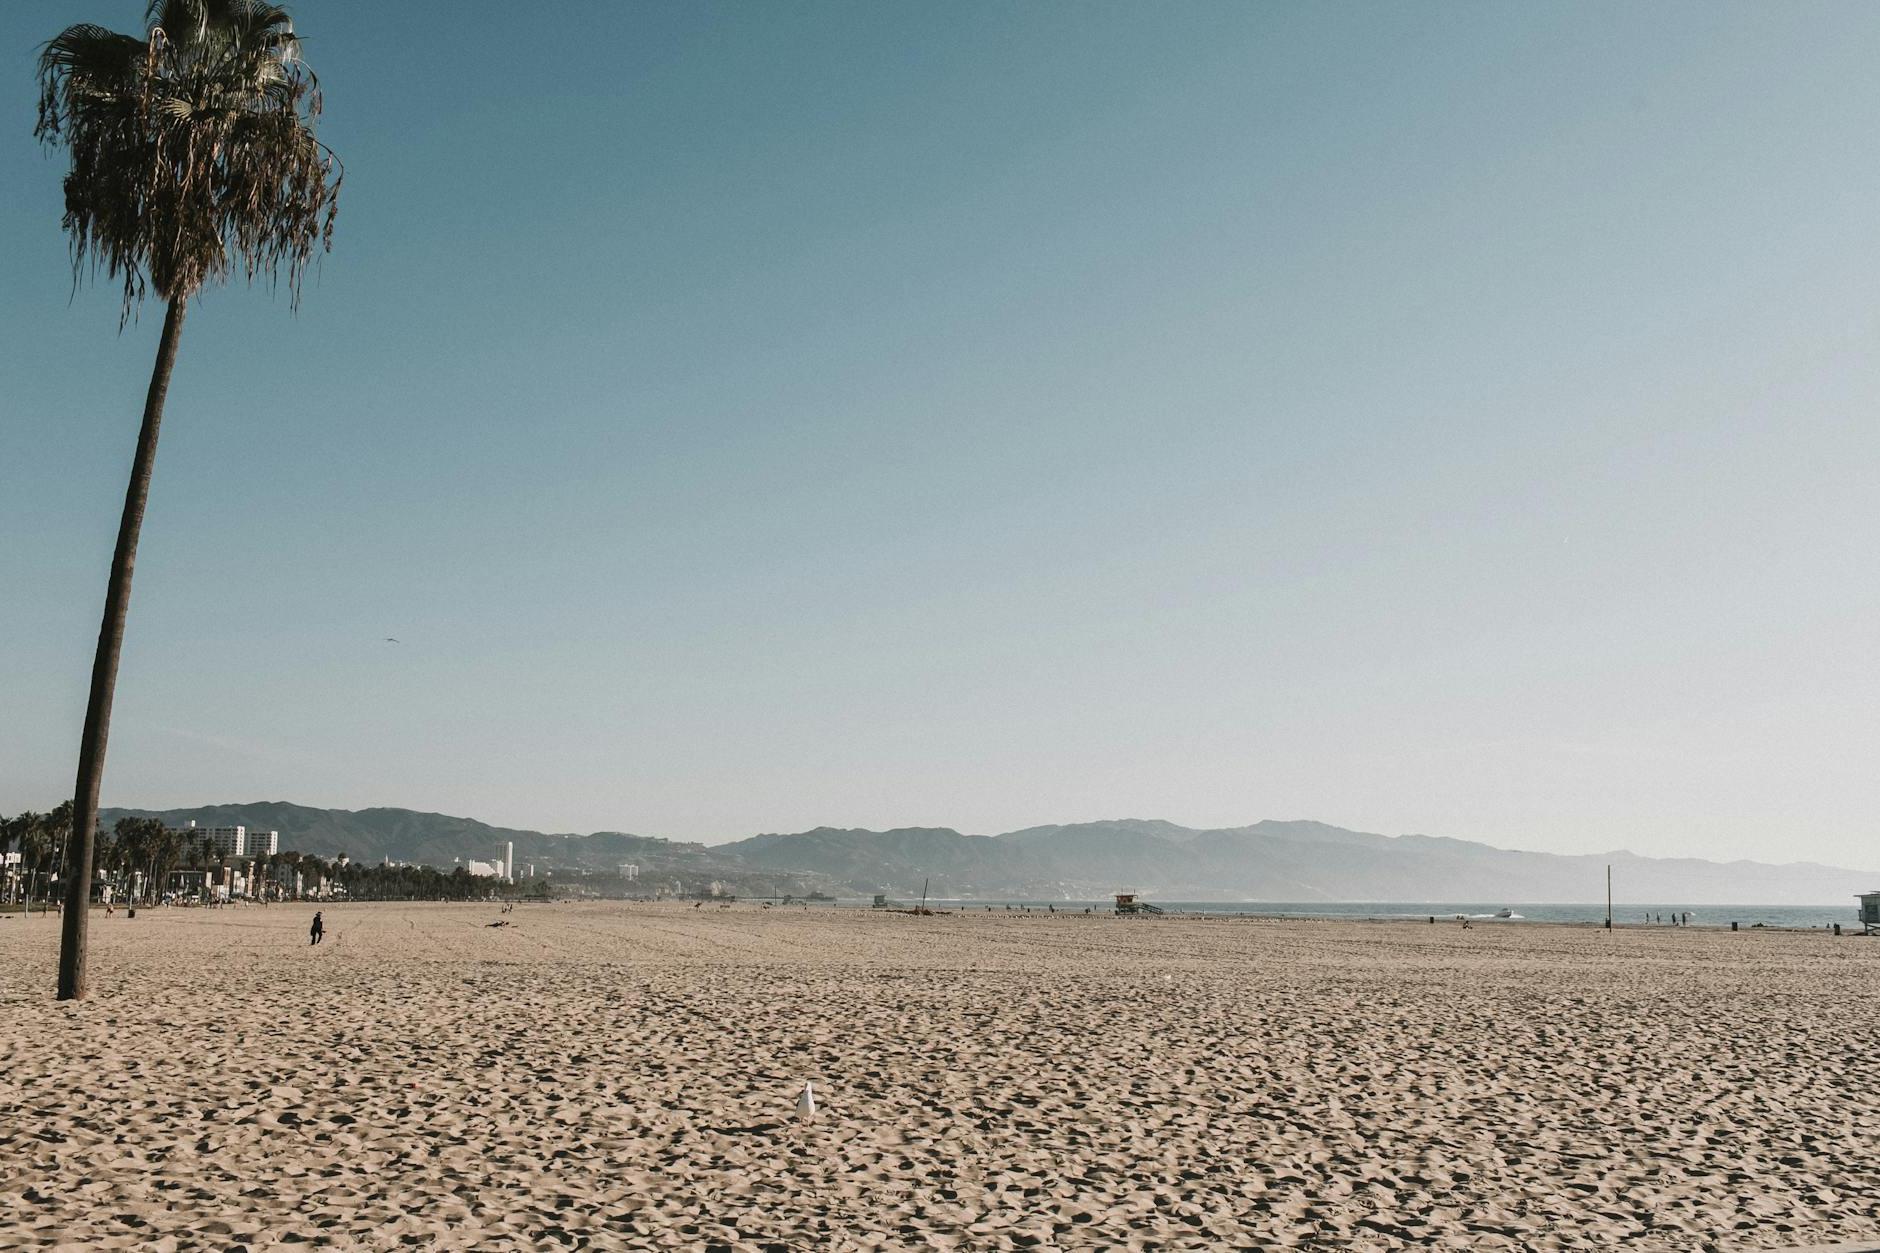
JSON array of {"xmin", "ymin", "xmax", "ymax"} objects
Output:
[{"xmin": 2, "ymin": 903, "xmax": 1876, "ymax": 1250}]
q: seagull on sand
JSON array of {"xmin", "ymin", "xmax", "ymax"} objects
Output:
[{"xmin": 797, "ymin": 1081, "xmax": 816, "ymax": 1121}]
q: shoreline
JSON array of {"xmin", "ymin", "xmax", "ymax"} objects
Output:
[{"xmin": 17, "ymin": 893, "xmax": 1864, "ymax": 934}]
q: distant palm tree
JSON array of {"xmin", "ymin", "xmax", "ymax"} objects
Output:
[
  {"xmin": 149, "ymin": 824, "xmax": 183, "ymax": 905},
  {"xmin": 5, "ymin": 813, "xmax": 39, "ymax": 909},
  {"xmin": 110, "ymin": 815, "xmax": 162, "ymax": 902},
  {"xmin": 0, "ymin": 812, "xmax": 31, "ymax": 905},
  {"xmin": 16, "ymin": 804, "xmax": 76, "ymax": 916},
  {"xmin": 44, "ymin": 801, "xmax": 74, "ymax": 905},
  {"xmin": 38, "ymin": 0, "xmax": 341, "ymax": 999}
]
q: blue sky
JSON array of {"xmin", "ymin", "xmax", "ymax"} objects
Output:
[{"xmin": 4, "ymin": 2, "xmax": 1878, "ymax": 864}]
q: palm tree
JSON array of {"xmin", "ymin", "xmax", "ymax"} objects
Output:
[
  {"xmin": 111, "ymin": 816, "xmax": 165, "ymax": 904},
  {"xmin": 276, "ymin": 848, "xmax": 302, "ymax": 899},
  {"xmin": 149, "ymin": 824, "xmax": 183, "ymax": 904},
  {"xmin": 0, "ymin": 813, "xmax": 31, "ymax": 906},
  {"xmin": 93, "ymin": 823, "xmax": 119, "ymax": 889},
  {"xmin": 42, "ymin": 801, "xmax": 74, "ymax": 910},
  {"xmin": 5, "ymin": 813, "xmax": 39, "ymax": 909},
  {"xmin": 37, "ymin": 0, "xmax": 341, "ymax": 999},
  {"xmin": 7, "ymin": 805, "xmax": 75, "ymax": 915}
]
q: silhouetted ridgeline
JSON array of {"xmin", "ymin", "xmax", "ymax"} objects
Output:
[
  {"xmin": 98, "ymin": 802, "xmax": 762, "ymax": 891},
  {"xmin": 722, "ymin": 819, "xmax": 1876, "ymax": 904},
  {"xmin": 99, "ymin": 805, "xmax": 1876, "ymax": 904}
]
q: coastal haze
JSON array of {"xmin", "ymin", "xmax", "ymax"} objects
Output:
[{"xmin": 101, "ymin": 802, "xmax": 1878, "ymax": 905}]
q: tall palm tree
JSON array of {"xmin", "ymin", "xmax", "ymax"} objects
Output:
[
  {"xmin": 0, "ymin": 813, "xmax": 29, "ymax": 905},
  {"xmin": 150, "ymin": 824, "xmax": 183, "ymax": 905},
  {"xmin": 110, "ymin": 815, "xmax": 157, "ymax": 902},
  {"xmin": 20, "ymin": 815, "xmax": 54, "ymax": 914},
  {"xmin": 42, "ymin": 801, "xmax": 74, "ymax": 910},
  {"xmin": 38, "ymin": 0, "xmax": 340, "ymax": 999},
  {"xmin": 93, "ymin": 824, "xmax": 121, "ymax": 898},
  {"xmin": 5, "ymin": 813, "xmax": 39, "ymax": 909}
]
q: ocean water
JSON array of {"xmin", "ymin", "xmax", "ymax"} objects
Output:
[{"xmin": 862, "ymin": 899, "xmax": 1866, "ymax": 929}]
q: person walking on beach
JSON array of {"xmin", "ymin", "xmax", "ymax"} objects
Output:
[{"xmin": 310, "ymin": 911, "xmax": 324, "ymax": 946}]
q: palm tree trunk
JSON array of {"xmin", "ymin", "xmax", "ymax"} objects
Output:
[{"xmin": 58, "ymin": 298, "xmax": 188, "ymax": 1001}]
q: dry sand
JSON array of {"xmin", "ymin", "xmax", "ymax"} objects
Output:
[{"xmin": 2, "ymin": 902, "xmax": 1877, "ymax": 1250}]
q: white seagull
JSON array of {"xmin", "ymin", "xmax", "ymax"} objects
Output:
[{"xmin": 797, "ymin": 1081, "xmax": 816, "ymax": 1121}]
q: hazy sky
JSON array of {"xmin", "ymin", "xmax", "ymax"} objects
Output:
[{"xmin": 4, "ymin": 2, "xmax": 1878, "ymax": 865}]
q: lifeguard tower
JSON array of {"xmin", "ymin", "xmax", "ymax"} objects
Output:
[
  {"xmin": 1113, "ymin": 892, "xmax": 1164, "ymax": 916},
  {"xmin": 1858, "ymin": 891, "xmax": 1880, "ymax": 936}
]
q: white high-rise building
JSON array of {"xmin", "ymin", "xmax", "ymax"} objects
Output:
[
  {"xmin": 174, "ymin": 821, "xmax": 274, "ymax": 858},
  {"xmin": 503, "ymin": 841, "xmax": 515, "ymax": 884},
  {"xmin": 178, "ymin": 820, "xmax": 270, "ymax": 857}
]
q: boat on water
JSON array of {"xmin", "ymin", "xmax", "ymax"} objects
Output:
[{"xmin": 1494, "ymin": 908, "xmax": 1514, "ymax": 919}]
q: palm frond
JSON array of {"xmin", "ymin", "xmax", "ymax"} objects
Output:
[
  {"xmin": 35, "ymin": 25, "xmax": 147, "ymax": 135},
  {"xmin": 147, "ymin": 0, "xmax": 210, "ymax": 44},
  {"xmin": 38, "ymin": 2, "xmax": 339, "ymax": 320}
]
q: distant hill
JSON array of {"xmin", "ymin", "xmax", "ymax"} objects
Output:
[
  {"xmin": 722, "ymin": 818, "xmax": 1879, "ymax": 905},
  {"xmin": 96, "ymin": 801, "xmax": 808, "ymax": 896},
  {"xmin": 104, "ymin": 801, "xmax": 552, "ymax": 867},
  {"xmin": 98, "ymin": 803, "xmax": 1878, "ymax": 905}
]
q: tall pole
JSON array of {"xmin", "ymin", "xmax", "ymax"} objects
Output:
[{"xmin": 1605, "ymin": 864, "xmax": 1612, "ymax": 931}]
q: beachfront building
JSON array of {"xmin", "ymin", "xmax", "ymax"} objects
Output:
[
  {"xmin": 618, "ymin": 864, "xmax": 639, "ymax": 881},
  {"xmin": 177, "ymin": 822, "xmax": 242, "ymax": 857},
  {"xmin": 171, "ymin": 821, "xmax": 279, "ymax": 859},
  {"xmin": 164, "ymin": 866, "xmax": 236, "ymax": 901},
  {"xmin": 464, "ymin": 846, "xmax": 515, "ymax": 882}
]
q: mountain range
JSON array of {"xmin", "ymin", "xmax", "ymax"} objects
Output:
[
  {"xmin": 96, "ymin": 802, "xmax": 1878, "ymax": 905},
  {"xmin": 99, "ymin": 801, "xmax": 797, "ymax": 894}
]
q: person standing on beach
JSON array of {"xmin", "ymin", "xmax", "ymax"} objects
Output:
[{"xmin": 310, "ymin": 912, "xmax": 324, "ymax": 946}]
